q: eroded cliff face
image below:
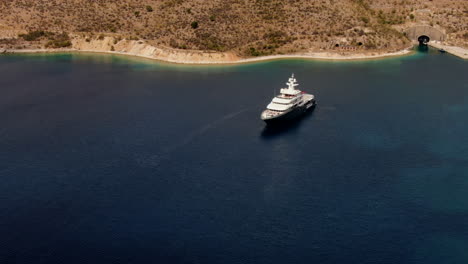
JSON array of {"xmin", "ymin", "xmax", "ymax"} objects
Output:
[{"xmin": 71, "ymin": 35, "xmax": 240, "ymax": 64}]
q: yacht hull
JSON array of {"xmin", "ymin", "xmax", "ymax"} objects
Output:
[{"xmin": 263, "ymin": 100, "xmax": 316, "ymax": 125}]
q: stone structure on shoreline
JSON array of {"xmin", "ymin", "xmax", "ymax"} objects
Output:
[{"xmin": 405, "ymin": 25, "xmax": 446, "ymax": 42}]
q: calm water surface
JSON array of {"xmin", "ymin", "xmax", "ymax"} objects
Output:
[{"xmin": 0, "ymin": 49, "xmax": 467, "ymax": 264}]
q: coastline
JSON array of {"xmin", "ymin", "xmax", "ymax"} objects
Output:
[
  {"xmin": 427, "ymin": 41, "xmax": 468, "ymax": 59},
  {"xmin": 0, "ymin": 35, "xmax": 420, "ymax": 65},
  {"xmin": 1, "ymin": 40, "xmax": 466, "ymax": 65},
  {"xmin": 235, "ymin": 48, "xmax": 415, "ymax": 64},
  {"xmin": 0, "ymin": 46, "xmax": 416, "ymax": 65}
]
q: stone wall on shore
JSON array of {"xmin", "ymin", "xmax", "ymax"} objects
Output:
[{"xmin": 405, "ymin": 25, "xmax": 446, "ymax": 41}]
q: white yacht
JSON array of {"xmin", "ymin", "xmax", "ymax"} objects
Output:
[{"xmin": 261, "ymin": 74, "xmax": 316, "ymax": 124}]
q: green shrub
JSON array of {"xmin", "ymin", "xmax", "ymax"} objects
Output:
[
  {"xmin": 191, "ymin": 21, "xmax": 199, "ymax": 29},
  {"xmin": 45, "ymin": 33, "xmax": 72, "ymax": 48},
  {"xmin": 248, "ymin": 47, "xmax": 261, "ymax": 56},
  {"xmin": 46, "ymin": 40, "xmax": 72, "ymax": 48},
  {"xmin": 19, "ymin": 31, "xmax": 45, "ymax": 41},
  {"xmin": 146, "ymin": 6, "xmax": 153, "ymax": 12}
]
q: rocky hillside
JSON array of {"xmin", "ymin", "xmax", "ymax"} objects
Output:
[{"xmin": 0, "ymin": 0, "xmax": 466, "ymax": 56}]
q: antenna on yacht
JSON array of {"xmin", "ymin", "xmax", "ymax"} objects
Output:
[{"xmin": 287, "ymin": 73, "xmax": 298, "ymax": 91}]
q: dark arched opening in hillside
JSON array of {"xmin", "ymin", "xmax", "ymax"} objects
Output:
[{"xmin": 418, "ymin": 35, "xmax": 430, "ymax": 46}]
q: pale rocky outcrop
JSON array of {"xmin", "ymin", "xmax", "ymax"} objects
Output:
[
  {"xmin": 0, "ymin": 23, "xmax": 25, "ymax": 39},
  {"xmin": 71, "ymin": 35, "xmax": 240, "ymax": 64},
  {"xmin": 0, "ymin": 28, "xmax": 26, "ymax": 39}
]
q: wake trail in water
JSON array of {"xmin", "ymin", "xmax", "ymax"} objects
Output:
[
  {"xmin": 164, "ymin": 108, "xmax": 249, "ymax": 153},
  {"xmin": 135, "ymin": 108, "xmax": 248, "ymax": 169}
]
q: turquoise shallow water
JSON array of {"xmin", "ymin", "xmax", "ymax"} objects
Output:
[{"xmin": 0, "ymin": 48, "xmax": 467, "ymax": 264}]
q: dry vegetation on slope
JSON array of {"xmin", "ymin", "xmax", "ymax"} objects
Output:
[{"xmin": 0, "ymin": 0, "xmax": 466, "ymax": 56}]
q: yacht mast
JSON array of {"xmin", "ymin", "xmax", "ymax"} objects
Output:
[{"xmin": 287, "ymin": 74, "xmax": 299, "ymax": 91}]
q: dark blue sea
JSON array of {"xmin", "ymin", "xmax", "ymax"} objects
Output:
[{"xmin": 1, "ymin": 48, "xmax": 467, "ymax": 264}]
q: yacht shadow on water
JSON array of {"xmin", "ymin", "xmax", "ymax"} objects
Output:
[{"xmin": 260, "ymin": 105, "xmax": 316, "ymax": 140}]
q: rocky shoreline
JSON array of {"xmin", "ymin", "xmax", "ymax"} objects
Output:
[
  {"xmin": 427, "ymin": 41, "xmax": 468, "ymax": 59},
  {"xmin": 1, "ymin": 35, "xmax": 466, "ymax": 64}
]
